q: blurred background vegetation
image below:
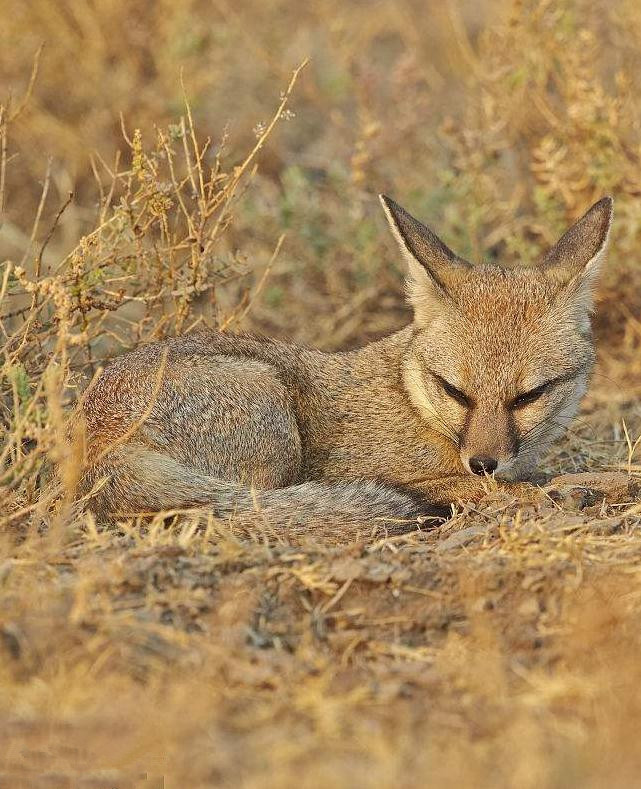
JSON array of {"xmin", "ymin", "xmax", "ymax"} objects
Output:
[{"xmin": 2, "ymin": 0, "xmax": 640, "ymax": 358}]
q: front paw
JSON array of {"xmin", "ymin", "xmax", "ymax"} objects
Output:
[
  {"xmin": 439, "ymin": 477, "xmax": 542, "ymax": 507},
  {"xmin": 410, "ymin": 475, "xmax": 544, "ymax": 509},
  {"xmin": 495, "ymin": 479, "xmax": 543, "ymax": 501}
]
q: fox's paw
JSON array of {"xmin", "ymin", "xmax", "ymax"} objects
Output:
[
  {"xmin": 435, "ymin": 478, "xmax": 544, "ymax": 507},
  {"xmin": 492, "ymin": 480, "xmax": 545, "ymax": 503},
  {"xmin": 409, "ymin": 475, "xmax": 546, "ymax": 509}
]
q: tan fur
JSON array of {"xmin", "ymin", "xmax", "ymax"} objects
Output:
[{"xmin": 74, "ymin": 195, "xmax": 613, "ymax": 531}]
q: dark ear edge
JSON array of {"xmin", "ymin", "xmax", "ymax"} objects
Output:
[
  {"xmin": 379, "ymin": 194, "xmax": 470, "ymax": 292},
  {"xmin": 379, "ymin": 194, "xmax": 459, "ymax": 264},
  {"xmin": 542, "ymin": 196, "xmax": 614, "ymax": 283}
]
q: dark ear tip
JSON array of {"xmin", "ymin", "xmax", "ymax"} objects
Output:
[{"xmin": 594, "ymin": 195, "xmax": 614, "ymax": 215}]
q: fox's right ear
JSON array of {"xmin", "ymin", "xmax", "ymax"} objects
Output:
[
  {"xmin": 541, "ymin": 196, "xmax": 613, "ymax": 304},
  {"xmin": 379, "ymin": 195, "xmax": 470, "ymax": 324}
]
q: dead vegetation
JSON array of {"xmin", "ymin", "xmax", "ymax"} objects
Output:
[{"xmin": 1, "ymin": 0, "xmax": 641, "ymax": 786}]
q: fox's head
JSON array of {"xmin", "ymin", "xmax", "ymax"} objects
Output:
[{"xmin": 381, "ymin": 194, "xmax": 613, "ymax": 480}]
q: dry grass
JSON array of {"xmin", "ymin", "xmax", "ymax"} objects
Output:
[{"xmin": 1, "ymin": 0, "xmax": 641, "ymax": 786}]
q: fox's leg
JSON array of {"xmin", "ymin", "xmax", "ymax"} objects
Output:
[
  {"xmin": 78, "ymin": 444, "xmax": 240, "ymax": 516},
  {"xmin": 410, "ymin": 475, "xmax": 539, "ymax": 507}
]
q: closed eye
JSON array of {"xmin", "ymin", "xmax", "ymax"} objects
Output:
[
  {"xmin": 511, "ymin": 384, "xmax": 548, "ymax": 409},
  {"xmin": 438, "ymin": 376, "xmax": 471, "ymax": 407}
]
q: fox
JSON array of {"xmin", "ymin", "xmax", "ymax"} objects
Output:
[{"xmin": 74, "ymin": 194, "xmax": 613, "ymax": 532}]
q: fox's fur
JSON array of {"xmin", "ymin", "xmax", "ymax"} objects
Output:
[{"xmin": 76, "ymin": 195, "xmax": 613, "ymax": 531}]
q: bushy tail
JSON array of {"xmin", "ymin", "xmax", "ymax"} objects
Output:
[{"xmin": 78, "ymin": 445, "xmax": 449, "ymax": 534}]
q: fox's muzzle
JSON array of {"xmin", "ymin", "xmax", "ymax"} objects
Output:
[{"xmin": 460, "ymin": 406, "xmax": 519, "ymax": 476}]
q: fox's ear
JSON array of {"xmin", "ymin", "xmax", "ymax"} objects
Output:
[
  {"xmin": 379, "ymin": 194, "xmax": 470, "ymax": 324},
  {"xmin": 542, "ymin": 197, "xmax": 613, "ymax": 304}
]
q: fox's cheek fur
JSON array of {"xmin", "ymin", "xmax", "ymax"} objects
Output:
[
  {"xmin": 401, "ymin": 352, "xmax": 468, "ymax": 447},
  {"xmin": 499, "ymin": 374, "xmax": 592, "ymax": 480}
]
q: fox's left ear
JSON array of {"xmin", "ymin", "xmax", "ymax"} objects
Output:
[
  {"xmin": 542, "ymin": 197, "xmax": 613, "ymax": 304},
  {"xmin": 379, "ymin": 194, "xmax": 471, "ymax": 324}
]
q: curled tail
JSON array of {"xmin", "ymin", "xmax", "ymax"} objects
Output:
[{"xmin": 78, "ymin": 445, "xmax": 449, "ymax": 534}]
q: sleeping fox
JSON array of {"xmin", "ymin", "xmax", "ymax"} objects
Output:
[{"xmin": 75, "ymin": 195, "xmax": 613, "ymax": 530}]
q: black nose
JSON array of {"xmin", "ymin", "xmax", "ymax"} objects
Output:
[{"xmin": 469, "ymin": 456, "xmax": 498, "ymax": 475}]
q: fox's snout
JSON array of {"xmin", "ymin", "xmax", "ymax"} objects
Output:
[
  {"xmin": 461, "ymin": 452, "xmax": 516, "ymax": 478},
  {"xmin": 458, "ymin": 403, "xmax": 520, "ymax": 478}
]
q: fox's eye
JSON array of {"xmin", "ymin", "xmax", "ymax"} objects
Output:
[
  {"xmin": 440, "ymin": 378, "xmax": 470, "ymax": 407},
  {"xmin": 512, "ymin": 385, "xmax": 547, "ymax": 409}
]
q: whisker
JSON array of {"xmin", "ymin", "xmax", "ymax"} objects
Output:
[{"xmin": 518, "ymin": 416, "xmax": 579, "ymax": 452}]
